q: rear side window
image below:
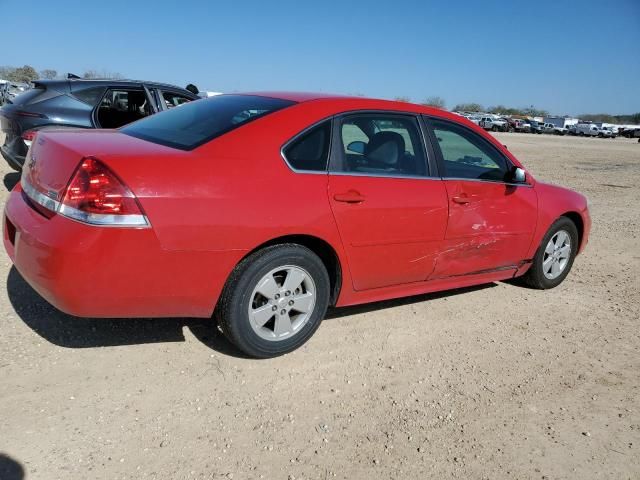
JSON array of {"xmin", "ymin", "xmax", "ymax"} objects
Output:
[
  {"xmin": 283, "ymin": 121, "xmax": 331, "ymax": 172},
  {"xmin": 122, "ymin": 95, "xmax": 295, "ymax": 150},
  {"xmin": 73, "ymin": 86, "xmax": 106, "ymax": 107}
]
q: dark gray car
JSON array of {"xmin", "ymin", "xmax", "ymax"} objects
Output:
[{"xmin": 1, "ymin": 78, "xmax": 198, "ymax": 170}]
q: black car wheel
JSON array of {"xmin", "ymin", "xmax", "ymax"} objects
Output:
[
  {"xmin": 216, "ymin": 244, "xmax": 330, "ymax": 358},
  {"xmin": 520, "ymin": 217, "xmax": 579, "ymax": 290}
]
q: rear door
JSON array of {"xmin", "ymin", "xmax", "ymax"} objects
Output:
[
  {"xmin": 327, "ymin": 112, "xmax": 448, "ymax": 291},
  {"xmin": 94, "ymin": 87, "xmax": 157, "ymax": 128},
  {"xmin": 425, "ymin": 117, "xmax": 537, "ymax": 279}
]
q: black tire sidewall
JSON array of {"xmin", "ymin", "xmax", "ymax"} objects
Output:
[
  {"xmin": 219, "ymin": 245, "xmax": 330, "ymax": 358},
  {"xmin": 529, "ymin": 218, "xmax": 579, "ymax": 289}
]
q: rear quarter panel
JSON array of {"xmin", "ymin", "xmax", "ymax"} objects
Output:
[{"xmin": 100, "ymin": 103, "xmax": 353, "ymax": 310}]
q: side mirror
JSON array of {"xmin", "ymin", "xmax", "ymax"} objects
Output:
[
  {"xmin": 347, "ymin": 141, "xmax": 366, "ymax": 154},
  {"xmin": 512, "ymin": 167, "xmax": 526, "ymax": 183}
]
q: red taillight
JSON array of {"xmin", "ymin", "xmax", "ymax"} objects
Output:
[
  {"xmin": 22, "ymin": 130, "xmax": 37, "ymax": 142},
  {"xmin": 58, "ymin": 157, "xmax": 148, "ymax": 226},
  {"xmin": 16, "ymin": 110, "xmax": 47, "ymax": 118}
]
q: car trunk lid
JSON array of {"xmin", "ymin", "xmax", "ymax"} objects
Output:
[{"xmin": 21, "ymin": 129, "xmax": 177, "ymax": 203}]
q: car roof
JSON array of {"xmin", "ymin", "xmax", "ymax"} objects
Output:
[
  {"xmin": 236, "ymin": 91, "xmax": 451, "ymax": 115},
  {"xmin": 240, "ymin": 91, "xmax": 356, "ymax": 102},
  {"xmin": 233, "ymin": 91, "xmax": 483, "ymax": 132},
  {"xmin": 35, "ymin": 78, "xmax": 193, "ymax": 92}
]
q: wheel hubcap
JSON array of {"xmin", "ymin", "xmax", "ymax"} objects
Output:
[
  {"xmin": 542, "ymin": 230, "xmax": 571, "ymax": 280},
  {"xmin": 248, "ymin": 265, "xmax": 316, "ymax": 341}
]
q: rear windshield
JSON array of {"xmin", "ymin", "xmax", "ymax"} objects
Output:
[
  {"xmin": 121, "ymin": 94, "xmax": 296, "ymax": 150},
  {"xmin": 8, "ymin": 86, "xmax": 41, "ymax": 105}
]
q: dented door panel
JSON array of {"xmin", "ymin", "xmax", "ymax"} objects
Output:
[{"xmin": 430, "ymin": 179, "xmax": 538, "ymax": 278}]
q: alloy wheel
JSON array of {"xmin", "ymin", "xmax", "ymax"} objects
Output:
[
  {"xmin": 248, "ymin": 265, "xmax": 316, "ymax": 341},
  {"xmin": 542, "ymin": 230, "xmax": 572, "ymax": 280}
]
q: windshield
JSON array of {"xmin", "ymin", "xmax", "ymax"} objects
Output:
[{"xmin": 121, "ymin": 94, "xmax": 296, "ymax": 150}]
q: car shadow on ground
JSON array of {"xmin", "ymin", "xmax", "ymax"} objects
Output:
[
  {"xmin": 325, "ymin": 283, "xmax": 496, "ymax": 319},
  {"xmin": 7, "ymin": 266, "xmax": 496, "ymax": 358},
  {"xmin": 3, "ymin": 172, "xmax": 20, "ymax": 191},
  {"xmin": 0, "ymin": 453, "xmax": 24, "ymax": 480}
]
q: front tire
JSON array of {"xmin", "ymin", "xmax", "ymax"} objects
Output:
[
  {"xmin": 520, "ymin": 217, "xmax": 579, "ymax": 289},
  {"xmin": 216, "ymin": 244, "xmax": 330, "ymax": 358}
]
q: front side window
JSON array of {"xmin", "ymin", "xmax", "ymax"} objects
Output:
[
  {"xmin": 161, "ymin": 90, "xmax": 193, "ymax": 109},
  {"xmin": 283, "ymin": 121, "xmax": 331, "ymax": 172},
  {"xmin": 331, "ymin": 114, "xmax": 428, "ymax": 177},
  {"xmin": 122, "ymin": 95, "xmax": 295, "ymax": 150},
  {"xmin": 430, "ymin": 119, "xmax": 510, "ymax": 182}
]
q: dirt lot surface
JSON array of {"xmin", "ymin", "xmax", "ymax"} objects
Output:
[{"xmin": 0, "ymin": 133, "xmax": 639, "ymax": 480}]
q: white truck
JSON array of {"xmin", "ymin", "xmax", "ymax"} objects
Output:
[
  {"xmin": 575, "ymin": 123, "xmax": 600, "ymax": 137},
  {"xmin": 479, "ymin": 116, "xmax": 507, "ymax": 132}
]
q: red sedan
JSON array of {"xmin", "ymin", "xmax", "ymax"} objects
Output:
[{"xmin": 3, "ymin": 93, "xmax": 591, "ymax": 357}]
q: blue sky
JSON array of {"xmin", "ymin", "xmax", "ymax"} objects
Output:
[{"xmin": 2, "ymin": 0, "xmax": 638, "ymax": 115}]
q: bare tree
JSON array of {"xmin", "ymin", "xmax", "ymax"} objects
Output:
[
  {"xmin": 0, "ymin": 66, "xmax": 15, "ymax": 79},
  {"xmin": 83, "ymin": 69, "xmax": 124, "ymax": 80},
  {"xmin": 39, "ymin": 69, "xmax": 58, "ymax": 79},
  {"xmin": 421, "ymin": 96, "xmax": 446, "ymax": 109},
  {"xmin": 393, "ymin": 96, "xmax": 411, "ymax": 103}
]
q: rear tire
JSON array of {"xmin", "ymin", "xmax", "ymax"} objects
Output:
[
  {"xmin": 520, "ymin": 217, "xmax": 578, "ymax": 289},
  {"xmin": 216, "ymin": 244, "xmax": 330, "ymax": 358}
]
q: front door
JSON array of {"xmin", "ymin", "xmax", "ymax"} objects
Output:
[
  {"xmin": 426, "ymin": 117, "xmax": 538, "ymax": 278},
  {"xmin": 327, "ymin": 113, "xmax": 449, "ymax": 291}
]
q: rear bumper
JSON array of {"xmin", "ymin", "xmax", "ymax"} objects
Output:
[
  {"xmin": 3, "ymin": 185, "xmax": 244, "ymax": 318},
  {"xmin": 1, "ymin": 145, "xmax": 24, "ymax": 170}
]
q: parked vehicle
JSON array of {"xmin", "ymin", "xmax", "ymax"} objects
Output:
[
  {"xmin": 541, "ymin": 123, "xmax": 557, "ymax": 134},
  {"xmin": 0, "ymin": 81, "xmax": 7, "ymax": 105},
  {"xmin": 0, "ymin": 82, "xmax": 30, "ymax": 106},
  {"xmin": 620, "ymin": 127, "xmax": 640, "ymax": 138},
  {"xmin": 566, "ymin": 124, "xmax": 577, "ymax": 136},
  {"xmin": 479, "ymin": 116, "xmax": 507, "ymax": 132},
  {"xmin": 466, "ymin": 115, "xmax": 481, "ymax": 125},
  {"xmin": 505, "ymin": 118, "xmax": 530, "ymax": 133},
  {"xmin": 0, "ymin": 78, "xmax": 198, "ymax": 170},
  {"xmin": 575, "ymin": 123, "xmax": 599, "ymax": 137},
  {"xmin": 598, "ymin": 126, "xmax": 616, "ymax": 138},
  {"xmin": 552, "ymin": 125, "xmax": 567, "ymax": 135},
  {"xmin": 528, "ymin": 120, "xmax": 544, "ymax": 134},
  {"xmin": 4, "ymin": 93, "xmax": 591, "ymax": 358}
]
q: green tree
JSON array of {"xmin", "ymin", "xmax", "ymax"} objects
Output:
[
  {"xmin": 453, "ymin": 102, "xmax": 483, "ymax": 112},
  {"xmin": 7, "ymin": 65, "xmax": 38, "ymax": 83},
  {"xmin": 488, "ymin": 105, "xmax": 525, "ymax": 116},
  {"xmin": 421, "ymin": 96, "xmax": 446, "ymax": 109},
  {"xmin": 39, "ymin": 69, "xmax": 57, "ymax": 79}
]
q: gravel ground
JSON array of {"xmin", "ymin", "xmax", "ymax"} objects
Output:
[{"xmin": 0, "ymin": 133, "xmax": 639, "ymax": 480}]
